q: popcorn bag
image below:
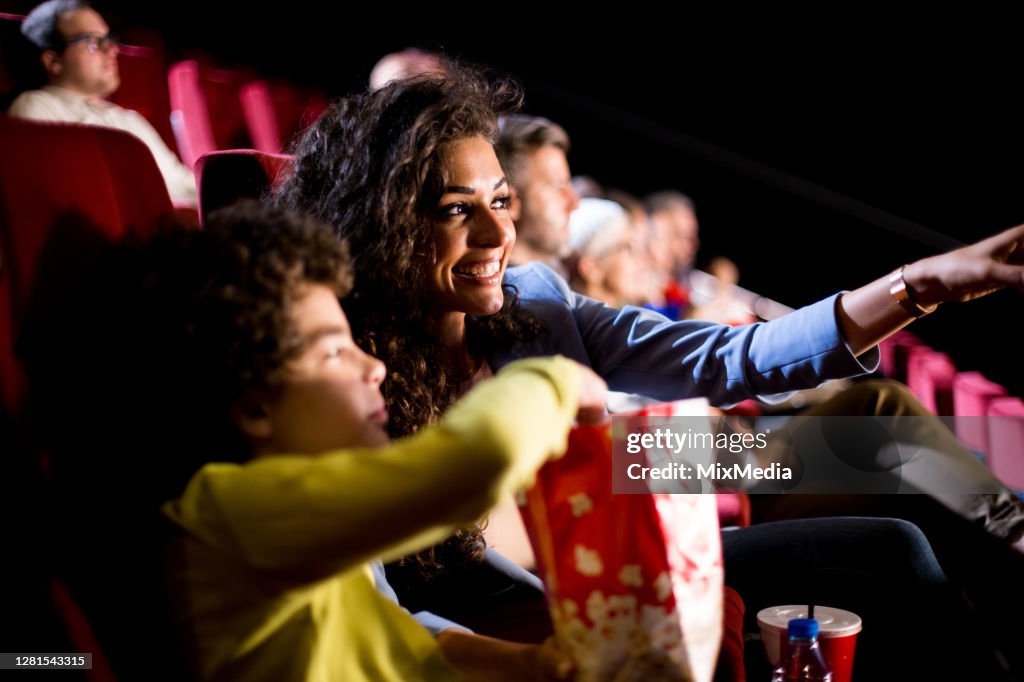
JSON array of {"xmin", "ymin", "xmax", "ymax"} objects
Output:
[{"xmin": 519, "ymin": 405, "xmax": 724, "ymax": 682}]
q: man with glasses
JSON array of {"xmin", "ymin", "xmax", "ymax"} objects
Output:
[{"xmin": 9, "ymin": 0, "xmax": 196, "ymax": 206}]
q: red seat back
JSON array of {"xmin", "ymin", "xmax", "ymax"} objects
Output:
[
  {"xmin": 987, "ymin": 397, "xmax": 1024, "ymax": 490},
  {"xmin": 240, "ymin": 80, "xmax": 330, "ymax": 154},
  {"xmin": 168, "ymin": 60, "xmax": 250, "ymax": 168},
  {"xmin": 906, "ymin": 348, "xmax": 956, "ymax": 415},
  {"xmin": 877, "ymin": 330, "xmax": 923, "ymax": 383},
  {"xmin": 194, "ymin": 149, "xmax": 293, "ymax": 223},
  {"xmin": 0, "ymin": 116, "xmax": 173, "ymax": 417},
  {"xmin": 167, "ymin": 60, "xmax": 215, "ymax": 168},
  {"xmin": 108, "ymin": 43, "xmax": 175, "ymax": 151},
  {"xmin": 239, "ymin": 80, "xmax": 282, "ymax": 153},
  {"xmin": 50, "ymin": 578, "xmax": 119, "ymax": 682},
  {"xmin": 953, "ymin": 371, "xmax": 1008, "ymax": 456},
  {"xmin": 0, "ymin": 13, "xmax": 36, "ymax": 108}
]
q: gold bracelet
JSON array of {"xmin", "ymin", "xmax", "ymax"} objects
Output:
[{"xmin": 888, "ymin": 265, "xmax": 937, "ymax": 318}]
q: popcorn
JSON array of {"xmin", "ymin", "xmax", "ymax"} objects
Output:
[
  {"xmin": 654, "ymin": 571, "xmax": 672, "ymax": 602},
  {"xmin": 575, "ymin": 545, "xmax": 603, "ymax": 576},
  {"xmin": 569, "ymin": 492, "xmax": 594, "ymax": 517},
  {"xmin": 619, "ymin": 564, "xmax": 644, "ymax": 588},
  {"xmin": 557, "ymin": 591, "xmax": 690, "ymax": 681}
]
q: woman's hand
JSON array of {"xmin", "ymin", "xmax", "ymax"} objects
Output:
[
  {"xmin": 904, "ymin": 224, "xmax": 1024, "ymax": 306},
  {"xmin": 838, "ymin": 225, "xmax": 1024, "ymax": 355},
  {"xmin": 575, "ymin": 363, "xmax": 609, "ymax": 425}
]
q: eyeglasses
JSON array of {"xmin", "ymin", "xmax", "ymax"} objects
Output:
[{"xmin": 64, "ymin": 32, "xmax": 118, "ymax": 54}]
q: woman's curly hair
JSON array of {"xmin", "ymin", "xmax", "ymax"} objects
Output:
[
  {"xmin": 276, "ymin": 66, "xmax": 538, "ymax": 439},
  {"xmin": 275, "ymin": 66, "xmax": 542, "ymax": 581}
]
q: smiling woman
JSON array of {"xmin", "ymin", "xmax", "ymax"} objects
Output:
[{"xmin": 429, "ymin": 136, "xmax": 516, "ymax": 329}]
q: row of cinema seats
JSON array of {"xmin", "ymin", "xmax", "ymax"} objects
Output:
[
  {"xmin": 168, "ymin": 59, "xmax": 328, "ymax": 165},
  {"xmin": 0, "ymin": 13, "xmax": 329, "ymax": 161},
  {"xmin": 880, "ymin": 331, "xmax": 1024, "ymax": 491}
]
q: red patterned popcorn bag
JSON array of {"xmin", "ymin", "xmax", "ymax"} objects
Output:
[{"xmin": 519, "ymin": 399, "xmax": 723, "ymax": 682}]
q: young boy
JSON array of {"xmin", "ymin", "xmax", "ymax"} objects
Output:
[{"xmin": 39, "ymin": 202, "xmax": 602, "ymax": 680}]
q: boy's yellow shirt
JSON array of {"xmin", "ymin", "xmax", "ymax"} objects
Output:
[{"xmin": 162, "ymin": 356, "xmax": 581, "ymax": 681}]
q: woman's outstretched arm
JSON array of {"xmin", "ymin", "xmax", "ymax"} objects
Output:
[{"xmin": 838, "ymin": 224, "xmax": 1024, "ymax": 355}]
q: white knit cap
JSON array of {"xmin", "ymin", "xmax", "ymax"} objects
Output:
[{"xmin": 568, "ymin": 198, "xmax": 630, "ymax": 257}]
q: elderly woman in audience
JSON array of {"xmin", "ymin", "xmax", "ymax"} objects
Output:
[
  {"xmin": 565, "ymin": 197, "xmax": 646, "ymax": 308},
  {"xmin": 275, "ymin": 66, "xmax": 1024, "ymax": 677}
]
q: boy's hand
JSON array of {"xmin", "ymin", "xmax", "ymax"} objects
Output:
[
  {"xmin": 437, "ymin": 630, "xmax": 575, "ymax": 680},
  {"xmin": 531, "ymin": 635, "xmax": 575, "ymax": 680}
]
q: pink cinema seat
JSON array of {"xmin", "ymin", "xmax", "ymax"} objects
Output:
[
  {"xmin": 906, "ymin": 348, "xmax": 956, "ymax": 415},
  {"xmin": 878, "ymin": 330, "xmax": 923, "ymax": 383},
  {"xmin": 987, "ymin": 397, "xmax": 1024, "ymax": 490},
  {"xmin": 953, "ymin": 372, "xmax": 1008, "ymax": 457},
  {"xmin": 168, "ymin": 60, "xmax": 250, "ymax": 168}
]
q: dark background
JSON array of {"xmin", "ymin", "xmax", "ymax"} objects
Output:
[{"xmin": 3, "ymin": 4, "xmax": 1022, "ymax": 396}]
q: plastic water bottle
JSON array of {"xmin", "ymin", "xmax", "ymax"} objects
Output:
[{"xmin": 771, "ymin": 618, "xmax": 833, "ymax": 681}]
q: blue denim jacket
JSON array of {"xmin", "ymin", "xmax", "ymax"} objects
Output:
[{"xmin": 497, "ymin": 262, "xmax": 879, "ymax": 405}]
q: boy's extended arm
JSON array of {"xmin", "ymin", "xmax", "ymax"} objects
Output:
[{"xmin": 163, "ymin": 356, "xmax": 581, "ymax": 581}]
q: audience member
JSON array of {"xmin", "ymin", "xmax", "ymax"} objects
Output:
[
  {"xmin": 9, "ymin": 0, "xmax": 197, "ymax": 206},
  {"xmin": 495, "ymin": 114, "xmax": 580, "ymax": 276},
  {"xmin": 369, "ymin": 48, "xmax": 444, "ymax": 90},
  {"xmin": 565, "ymin": 197, "xmax": 645, "ymax": 307}
]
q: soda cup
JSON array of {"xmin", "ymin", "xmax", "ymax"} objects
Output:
[{"xmin": 758, "ymin": 605, "xmax": 861, "ymax": 682}]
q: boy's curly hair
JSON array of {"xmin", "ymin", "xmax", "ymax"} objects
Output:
[{"xmin": 26, "ymin": 201, "xmax": 352, "ymax": 508}]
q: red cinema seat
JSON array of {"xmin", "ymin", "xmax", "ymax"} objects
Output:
[
  {"xmin": 0, "ymin": 116, "xmax": 173, "ymax": 419},
  {"xmin": 201, "ymin": 64, "xmax": 250, "ymax": 150},
  {"xmin": 877, "ymin": 330, "xmax": 923, "ymax": 383},
  {"xmin": 239, "ymin": 80, "xmax": 283, "ymax": 153},
  {"xmin": 987, "ymin": 397, "xmax": 1024, "ymax": 490},
  {"xmin": 194, "ymin": 149, "xmax": 293, "ymax": 223},
  {"xmin": 299, "ymin": 89, "xmax": 329, "ymax": 128},
  {"xmin": 906, "ymin": 348, "xmax": 956, "ymax": 415},
  {"xmin": 716, "ymin": 586, "xmax": 746, "ymax": 682},
  {"xmin": 108, "ymin": 43, "xmax": 175, "ymax": 151},
  {"xmin": 240, "ymin": 80, "xmax": 330, "ymax": 154},
  {"xmin": 50, "ymin": 578, "xmax": 119, "ymax": 682},
  {"xmin": 1, "ymin": 13, "xmax": 32, "ymax": 108},
  {"xmin": 168, "ymin": 60, "xmax": 250, "ymax": 168},
  {"xmin": 0, "ymin": 15, "xmax": 14, "ymax": 97},
  {"xmin": 716, "ymin": 492, "xmax": 751, "ymax": 529},
  {"xmin": 167, "ymin": 60, "xmax": 215, "ymax": 168},
  {"xmin": 953, "ymin": 371, "xmax": 1008, "ymax": 457}
]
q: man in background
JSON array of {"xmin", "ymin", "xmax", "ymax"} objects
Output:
[
  {"xmin": 9, "ymin": 0, "xmax": 196, "ymax": 206},
  {"xmin": 495, "ymin": 114, "xmax": 580, "ymax": 276}
]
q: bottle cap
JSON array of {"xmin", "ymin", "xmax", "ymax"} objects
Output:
[{"xmin": 787, "ymin": 618, "xmax": 819, "ymax": 639}]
